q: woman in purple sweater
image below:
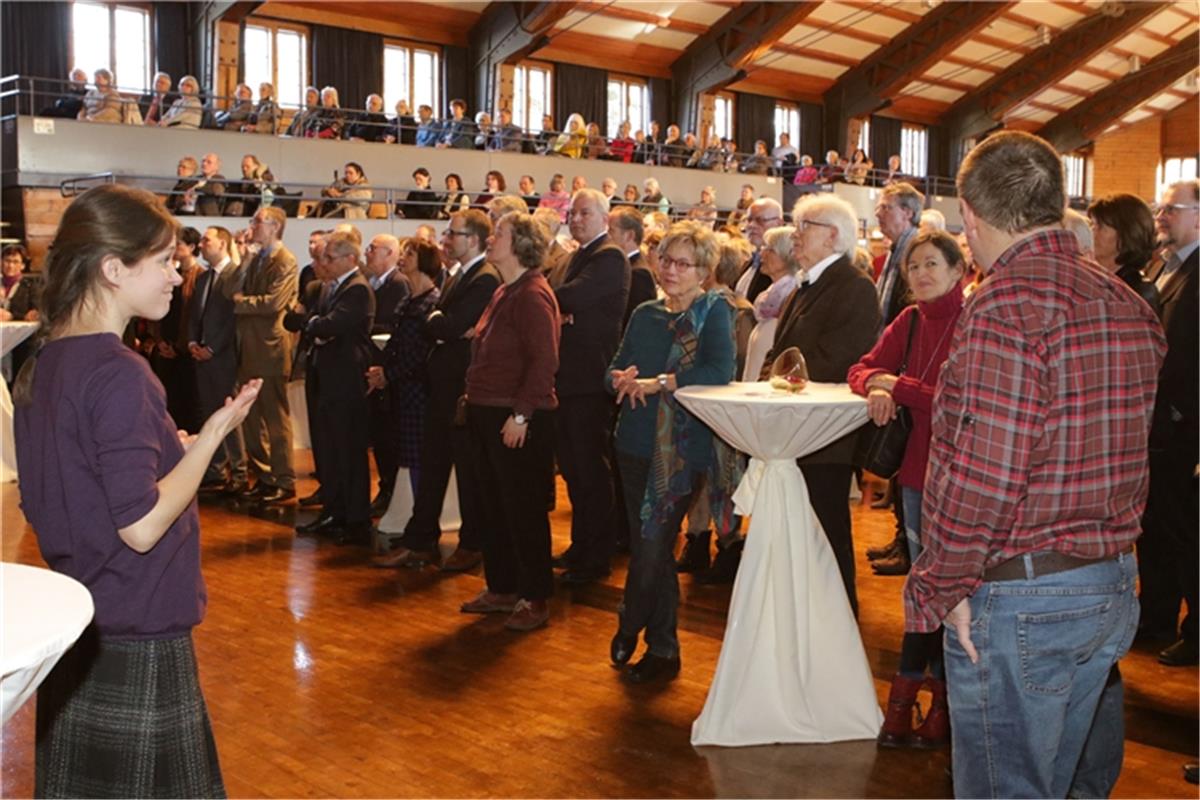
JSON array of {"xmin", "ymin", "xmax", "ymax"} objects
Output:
[
  {"xmin": 847, "ymin": 229, "xmax": 965, "ymax": 751},
  {"xmin": 460, "ymin": 211, "xmax": 561, "ymax": 632},
  {"xmin": 13, "ymin": 184, "xmax": 259, "ymax": 798}
]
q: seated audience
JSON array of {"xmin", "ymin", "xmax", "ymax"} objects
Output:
[
  {"xmin": 167, "ymin": 156, "xmax": 200, "ymax": 215},
  {"xmin": 216, "ymin": 83, "xmax": 254, "ymax": 130},
  {"xmin": 138, "ymin": 71, "xmax": 174, "ymax": 125},
  {"xmin": 600, "ymin": 178, "xmax": 619, "ymax": 205},
  {"xmin": 572, "ymin": 176, "xmax": 588, "ymax": 193},
  {"xmin": 320, "ymin": 162, "xmax": 372, "ymax": 219},
  {"xmin": 39, "ymin": 68, "xmax": 89, "ymax": 118},
  {"xmin": 224, "ymin": 154, "xmax": 276, "ymax": 218},
  {"xmin": 78, "ymin": 68, "xmax": 123, "ymax": 124},
  {"xmin": 773, "ymin": 133, "xmax": 799, "ymax": 174},
  {"xmin": 490, "ymin": 109, "xmax": 524, "ymax": 152},
  {"xmin": 437, "ymin": 99, "xmax": 474, "ymax": 149},
  {"xmin": 346, "ymin": 94, "xmax": 388, "ymax": 142},
  {"xmin": 386, "ymin": 99, "xmax": 417, "ymax": 145},
  {"xmin": 414, "ymin": 104, "xmax": 439, "ymax": 147},
  {"xmin": 793, "ymin": 155, "xmax": 819, "ymax": 185},
  {"xmin": 621, "ymin": 184, "xmax": 640, "ymax": 208},
  {"xmin": 607, "ymin": 221, "xmax": 736, "ymax": 682},
  {"xmin": 460, "ymin": 211, "xmax": 561, "ymax": 632},
  {"xmin": 285, "ymin": 86, "xmax": 321, "ymax": 136},
  {"xmin": 310, "ymin": 86, "xmax": 345, "ymax": 139},
  {"xmin": 537, "ymin": 173, "xmax": 571, "ymax": 222},
  {"xmin": 687, "ymin": 129, "xmax": 724, "ymax": 171},
  {"xmin": 637, "ymin": 121, "xmax": 661, "ymax": 164},
  {"xmin": 609, "ymin": 121, "xmax": 635, "ymax": 163},
  {"xmin": 534, "ymin": 114, "xmax": 558, "ymax": 155},
  {"xmin": 846, "ymin": 148, "xmax": 873, "ymax": 185},
  {"xmin": 401, "ymin": 167, "xmax": 439, "ymax": 219},
  {"xmin": 191, "ymin": 153, "xmax": 226, "ymax": 216},
  {"xmin": 438, "ymin": 173, "xmax": 471, "ymax": 219},
  {"xmin": 686, "ymin": 187, "xmax": 718, "ymax": 228},
  {"xmin": 475, "ymin": 170, "xmax": 505, "ymax": 209},
  {"xmin": 641, "ymin": 178, "xmax": 670, "ymax": 215},
  {"xmin": 740, "ymin": 140, "xmax": 771, "ymax": 175},
  {"xmin": 882, "ymin": 154, "xmax": 904, "ymax": 185},
  {"xmin": 585, "ymin": 122, "xmax": 609, "ymax": 160},
  {"xmin": 518, "ymin": 175, "xmax": 539, "ymax": 213},
  {"xmin": 159, "ymin": 75, "xmax": 203, "ymax": 129},
  {"xmin": 659, "ymin": 124, "xmax": 688, "ymax": 168},
  {"xmin": 473, "ymin": 111, "xmax": 493, "ymax": 149},
  {"xmin": 817, "ymin": 149, "xmax": 843, "ymax": 183},
  {"xmin": 552, "ymin": 113, "xmax": 587, "ymax": 158},
  {"xmin": 249, "ymin": 82, "xmax": 280, "ymax": 134}
]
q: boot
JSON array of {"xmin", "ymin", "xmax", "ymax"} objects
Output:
[
  {"xmin": 877, "ymin": 673, "xmax": 923, "ymax": 747},
  {"xmin": 677, "ymin": 530, "xmax": 712, "ymax": 574},
  {"xmin": 866, "ymin": 536, "xmax": 901, "ymax": 562},
  {"xmin": 912, "ymin": 677, "xmax": 950, "ymax": 748},
  {"xmin": 695, "ymin": 538, "xmax": 743, "ymax": 585},
  {"xmin": 871, "ymin": 546, "xmax": 911, "ymax": 576}
]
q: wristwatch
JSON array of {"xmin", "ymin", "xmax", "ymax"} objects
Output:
[
  {"xmin": 657, "ymin": 374, "xmax": 670, "ymax": 392},
  {"xmin": 512, "ymin": 413, "xmax": 528, "ymax": 426}
]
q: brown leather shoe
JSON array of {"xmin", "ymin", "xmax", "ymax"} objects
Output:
[
  {"xmin": 504, "ymin": 599, "xmax": 549, "ymax": 631},
  {"xmin": 440, "ymin": 547, "xmax": 483, "ymax": 572},
  {"xmin": 460, "ymin": 590, "xmax": 519, "ymax": 614},
  {"xmin": 370, "ymin": 546, "xmax": 439, "ymax": 569}
]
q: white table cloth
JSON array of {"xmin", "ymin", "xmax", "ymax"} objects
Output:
[
  {"xmin": 1, "ymin": 562, "xmax": 94, "ymax": 724},
  {"xmin": 677, "ymin": 381, "xmax": 882, "ymax": 746},
  {"xmin": 1, "ymin": 321, "xmax": 40, "ymax": 483}
]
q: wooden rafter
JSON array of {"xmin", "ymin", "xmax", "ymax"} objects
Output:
[{"xmin": 573, "ymin": 1, "xmax": 709, "ymax": 37}]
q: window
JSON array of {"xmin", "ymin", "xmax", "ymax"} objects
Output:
[
  {"xmin": 774, "ymin": 103, "xmax": 800, "ymax": 148},
  {"xmin": 71, "ymin": 2, "xmax": 151, "ymax": 93},
  {"xmin": 383, "ymin": 42, "xmax": 440, "ymax": 116},
  {"xmin": 856, "ymin": 118, "xmax": 871, "ymax": 154},
  {"xmin": 513, "ymin": 63, "xmax": 552, "ymax": 132},
  {"xmin": 712, "ymin": 93, "xmax": 734, "ymax": 142},
  {"xmin": 606, "ymin": 76, "xmax": 648, "ymax": 138},
  {"xmin": 1063, "ymin": 153, "xmax": 1086, "ymax": 198},
  {"xmin": 243, "ymin": 21, "xmax": 308, "ymax": 109},
  {"xmin": 901, "ymin": 123, "xmax": 929, "ymax": 177},
  {"xmin": 1157, "ymin": 156, "xmax": 1199, "ymax": 199}
]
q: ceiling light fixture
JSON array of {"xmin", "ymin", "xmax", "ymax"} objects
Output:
[
  {"xmin": 1037, "ymin": 24, "xmax": 1051, "ymax": 46},
  {"xmin": 1129, "ymin": 54, "xmax": 1142, "ymax": 73}
]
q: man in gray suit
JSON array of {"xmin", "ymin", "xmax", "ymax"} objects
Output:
[
  {"xmin": 190, "ymin": 225, "xmax": 248, "ymax": 494},
  {"xmin": 232, "ymin": 206, "xmax": 298, "ymax": 503}
]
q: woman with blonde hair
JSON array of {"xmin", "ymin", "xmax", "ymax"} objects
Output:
[
  {"xmin": 159, "ymin": 75, "xmax": 203, "ymax": 129},
  {"xmin": 552, "ymin": 113, "xmax": 587, "ymax": 158}
]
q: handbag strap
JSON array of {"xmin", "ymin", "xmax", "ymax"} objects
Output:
[{"xmin": 897, "ymin": 312, "xmax": 919, "ymax": 376}]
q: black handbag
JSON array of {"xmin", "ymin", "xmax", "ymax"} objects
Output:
[{"xmin": 854, "ymin": 315, "xmax": 918, "ymax": 479}]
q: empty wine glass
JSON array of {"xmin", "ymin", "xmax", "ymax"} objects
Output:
[{"xmin": 768, "ymin": 347, "xmax": 808, "ymax": 393}]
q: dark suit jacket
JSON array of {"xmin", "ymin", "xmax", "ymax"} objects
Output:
[
  {"xmin": 881, "ymin": 227, "xmax": 916, "ymax": 327},
  {"xmin": 555, "ymin": 233, "xmax": 631, "ymax": 397},
  {"xmin": 424, "ymin": 257, "xmax": 501, "ymax": 393},
  {"xmin": 284, "ymin": 272, "xmax": 376, "ymax": 403},
  {"xmin": 187, "ymin": 263, "xmax": 239, "ymax": 380},
  {"xmin": 624, "ymin": 252, "xmax": 657, "ymax": 330},
  {"xmin": 1151, "ymin": 247, "xmax": 1199, "ymax": 450},
  {"xmin": 764, "ymin": 255, "xmax": 881, "ymax": 463},
  {"xmin": 4, "ymin": 274, "xmax": 42, "ymax": 320},
  {"xmin": 194, "ymin": 173, "xmax": 226, "ymax": 216},
  {"xmin": 370, "ymin": 268, "xmax": 411, "ymax": 337}
]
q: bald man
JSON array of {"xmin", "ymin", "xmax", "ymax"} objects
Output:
[{"xmin": 195, "ymin": 152, "xmax": 227, "ymax": 216}]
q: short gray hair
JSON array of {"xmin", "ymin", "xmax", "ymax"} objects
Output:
[
  {"xmin": 763, "ymin": 226, "xmax": 799, "ymax": 271},
  {"xmin": 792, "ymin": 194, "xmax": 858, "ymax": 256},
  {"xmin": 882, "ymin": 182, "xmax": 924, "ymax": 228},
  {"xmin": 572, "ymin": 187, "xmax": 610, "ymax": 214}
]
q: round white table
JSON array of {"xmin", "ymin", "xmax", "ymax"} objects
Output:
[
  {"xmin": 676, "ymin": 381, "xmax": 883, "ymax": 746},
  {"xmin": 1, "ymin": 562, "xmax": 94, "ymax": 724},
  {"xmin": 1, "ymin": 321, "xmax": 40, "ymax": 482}
]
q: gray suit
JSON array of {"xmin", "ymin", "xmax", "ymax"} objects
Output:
[{"xmin": 188, "ymin": 261, "xmax": 246, "ymax": 483}]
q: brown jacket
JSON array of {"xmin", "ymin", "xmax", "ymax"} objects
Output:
[{"xmin": 229, "ymin": 243, "xmax": 299, "ymax": 379}]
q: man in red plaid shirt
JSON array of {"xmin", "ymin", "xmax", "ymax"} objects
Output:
[{"xmin": 904, "ymin": 131, "xmax": 1166, "ymax": 798}]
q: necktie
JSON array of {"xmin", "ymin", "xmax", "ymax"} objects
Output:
[{"xmin": 318, "ymin": 281, "xmax": 334, "ymax": 314}]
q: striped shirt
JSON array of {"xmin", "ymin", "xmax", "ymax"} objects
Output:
[{"xmin": 904, "ymin": 230, "xmax": 1166, "ymax": 633}]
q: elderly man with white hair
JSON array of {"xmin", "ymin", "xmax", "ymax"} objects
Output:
[
  {"xmin": 733, "ymin": 197, "xmax": 785, "ymax": 303},
  {"xmin": 761, "ymin": 193, "xmax": 881, "ymax": 616}
]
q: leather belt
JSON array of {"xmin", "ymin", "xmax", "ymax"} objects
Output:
[{"xmin": 981, "ymin": 547, "xmax": 1132, "ymax": 582}]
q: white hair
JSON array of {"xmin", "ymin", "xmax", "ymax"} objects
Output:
[
  {"xmin": 763, "ymin": 226, "xmax": 799, "ymax": 271},
  {"xmin": 920, "ymin": 208, "xmax": 947, "ymax": 232},
  {"xmin": 793, "ymin": 194, "xmax": 858, "ymax": 256},
  {"xmin": 572, "ymin": 187, "xmax": 610, "ymax": 214}
]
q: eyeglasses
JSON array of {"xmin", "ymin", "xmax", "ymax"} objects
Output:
[
  {"xmin": 660, "ymin": 257, "xmax": 698, "ymax": 272},
  {"xmin": 1154, "ymin": 203, "xmax": 1199, "ymax": 216},
  {"xmin": 875, "ymin": 204, "xmax": 900, "ymax": 214},
  {"xmin": 800, "ymin": 219, "xmax": 836, "ymax": 231},
  {"xmin": 747, "ymin": 216, "xmax": 780, "ymax": 225},
  {"xmin": 444, "ymin": 229, "xmax": 470, "ymax": 237}
]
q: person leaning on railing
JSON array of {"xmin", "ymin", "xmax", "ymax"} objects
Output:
[
  {"xmin": 159, "ymin": 75, "xmax": 203, "ymax": 130},
  {"xmin": 215, "ymin": 83, "xmax": 254, "ymax": 131},
  {"xmin": 285, "ymin": 86, "xmax": 320, "ymax": 137},
  {"xmin": 77, "ymin": 68, "xmax": 122, "ymax": 124}
]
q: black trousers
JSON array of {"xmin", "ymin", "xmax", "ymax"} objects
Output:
[
  {"xmin": 1138, "ymin": 445, "xmax": 1199, "ymax": 641},
  {"xmin": 194, "ymin": 359, "xmax": 246, "ymax": 483},
  {"xmin": 800, "ymin": 463, "xmax": 858, "ymax": 617},
  {"xmin": 311, "ymin": 375, "xmax": 371, "ymax": 526},
  {"xmin": 555, "ymin": 393, "xmax": 618, "ymax": 573},
  {"xmin": 402, "ymin": 382, "xmax": 484, "ymax": 552},
  {"xmin": 369, "ymin": 391, "xmax": 399, "ymax": 497},
  {"xmin": 468, "ymin": 405, "xmax": 556, "ymax": 600}
]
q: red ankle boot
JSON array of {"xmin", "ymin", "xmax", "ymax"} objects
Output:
[
  {"xmin": 877, "ymin": 674, "xmax": 923, "ymax": 747},
  {"xmin": 912, "ymin": 677, "xmax": 950, "ymax": 748}
]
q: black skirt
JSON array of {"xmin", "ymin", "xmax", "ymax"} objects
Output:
[{"xmin": 35, "ymin": 630, "xmax": 225, "ymax": 799}]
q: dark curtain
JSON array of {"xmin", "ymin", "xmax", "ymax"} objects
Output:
[
  {"xmin": 926, "ymin": 124, "xmax": 950, "ymax": 184},
  {"xmin": 553, "ymin": 63, "xmax": 606, "ymax": 131},
  {"xmin": 443, "ymin": 45, "xmax": 470, "ymax": 114},
  {"xmin": 649, "ymin": 77, "xmax": 671, "ymax": 129},
  {"xmin": 311, "ymin": 24, "xmax": 383, "ymax": 111},
  {"xmin": 797, "ymin": 101, "xmax": 823, "ymax": 161},
  {"xmin": 2, "ymin": 2, "xmax": 70, "ymax": 81},
  {"xmin": 153, "ymin": 2, "xmax": 196, "ymax": 83},
  {"xmin": 735, "ymin": 92, "xmax": 775, "ymax": 155},
  {"xmin": 868, "ymin": 114, "xmax": 902, "ymax": 165}
]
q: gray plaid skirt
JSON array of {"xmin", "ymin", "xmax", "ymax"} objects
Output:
[{"xmin": 35, "ymin": 630, "xmax": 226, "ymax": 799}]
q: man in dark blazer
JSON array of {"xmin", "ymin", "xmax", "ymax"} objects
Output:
[
  {"xmin": 874, "ymin": 182, "xmax": 922, "ymax": 330},
  {"xmin": 609, "ymin": 206, "xmax": 657, "ymax": 330},
  {"xmin": 554, "ymin": 189, "xmax": 631, "ymax": 582},
  {"xmin": 734, "ymin": 198, "xmax": 784, "ymax": 304},
  {"xmin": 194, "ymin": 153, "xmax": 227, "ymax": 217},
  {"xmin": 138, "ymin": 71, "xmax": 177, "ymax": 125},
  {"xmin": 761, "ymin": 194, "xmax": 881, "ymax": 616},
  {"xmin": 363, "ymin": 233, "xmax": 411, "ymax": 514},
  {"xmin": 1142, "ymin": 179, "xmax": 1200, "ymax": 667},
  {"xmin": 189, "ymin": 226, "xmax": 248, "ymax": 493},
  {"xmin": 288, "ymin": 232, "xmax": 376, "ymax": 543},
  {"xmin": 376, "ymin": 210, "xmax": 499, "ymax": 571}
]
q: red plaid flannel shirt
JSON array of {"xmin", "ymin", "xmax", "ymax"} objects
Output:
[{"xmin": 904, "ymin": 230, "xmax": 1166, "ymax": 632}]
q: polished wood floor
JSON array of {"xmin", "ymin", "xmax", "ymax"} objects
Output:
[{"xmin": 2, "ymin": 453, "xmax": 1197, "ymax": 798}]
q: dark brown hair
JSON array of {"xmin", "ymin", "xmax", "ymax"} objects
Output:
[
  {"xmin": 902, "ymin": 229, "xmax": 966, "ymax": 278},
  {"xmin": 1, "ymin": 244, "xmax": 31, "ymax": 268},
  {"xmin": 406, "ymin": 239, "xmax": 442, "ymax": 281},
  {"xmin": 1087, "ymin": 193, "xmax": 1155, "ymax": 271},
  {"xmin": 958, "ymin": 131, "xmax": 1064, "ymax": 234}
]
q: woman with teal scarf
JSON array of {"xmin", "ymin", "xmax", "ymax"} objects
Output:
[{"xmin": 607, "ymin": 221, "xmax": 737, "ymax": 684}]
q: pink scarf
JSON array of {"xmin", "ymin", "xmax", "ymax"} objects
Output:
[{"xmin": 752, "ymin": 274, "xmax": 796, "ymax": 322}]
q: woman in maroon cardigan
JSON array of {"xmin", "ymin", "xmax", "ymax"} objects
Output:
[
  {"xmin": 460, "ymin": 211, "xmax": 561, "ymax": 631},
  {"xmin": 847, "ymin": 229, "xmax": 965, "ymax": 750}
]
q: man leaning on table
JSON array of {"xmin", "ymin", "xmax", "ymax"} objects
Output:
[{"xmin": 903, "ymin": 131, "xmax": 1165, "ymax": 799}]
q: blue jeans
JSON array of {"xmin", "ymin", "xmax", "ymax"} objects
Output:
[
  {"xmin": 945, "ymin": 551, "xmax": 1139, "ymax": 799},
  {"xmin": 900, "ymin": 486, "xmax": 923, "ymax": 564}
]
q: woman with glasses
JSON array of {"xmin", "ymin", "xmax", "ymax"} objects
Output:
[{"xmin": 606, "ymin": 221, "xmax": 737, "ymax": 683}]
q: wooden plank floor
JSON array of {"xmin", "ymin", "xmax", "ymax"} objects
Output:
[{"xmin": 2, "ymin": 451, "xmax": 1197, "ymax": 798}]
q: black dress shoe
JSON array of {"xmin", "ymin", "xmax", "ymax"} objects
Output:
[
  {"xmin": 238, "ymin": 482, "xmax": 268, "ymax": 500},
  {"xmin": 611, "ymin": 631, "xmax": 638, "ymax": 666},
  {"xmin": 624, "ymin": 653, "xmax": 681, "ymax": 684},
  {"xmin": 224, "ymin": 480, "xmax": 250, "ymax": 496},
  {"xmin": 298, "ymin": 491, "xmax": 323, "ymax": 508},
  {"xmin": 1184, "ymin": 763, "xmax": 1199, "ymax": 785},
  {"xmin": 199, "ymin": 477, "xmax": 227, "ymax": 492},
  {"xmin": 551, "ymin": 549, "xmax": 574, "ymax": 570},
  {"xmin": 296, "ymin": 514, "xmax": 345, "ymax": 535},
  {"xmin": 336, "ymin": 522, "xmax": 374, "ymax": 546},
  {"xmin": 1159, "ymin": 638, "xmax": 1200, "ymax": 667},
  {"xmin": 560, "ymin": 567, "xmax": 610, "ymax": 585},
  {"xmin": 370, "ymin": 492, "xmax": 392, "ymax": 516},
  {"xmin": 258, "ymin": 487, "xmax": 296, "ymax": 504}
]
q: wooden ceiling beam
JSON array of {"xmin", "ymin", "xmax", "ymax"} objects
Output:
[
  {"xmin": 769, "ymin": 41, "xmax": 858, "ymax": 69},
  {"xmin": 941, "ymin": 1, "xmax": 1168, "ymax": 149},
  {"xmin": 532, "ymin": 29, "xmax": 673, "ymax": 78},
  {"xmin": 1038, "ymin": 36, "xmax": 1200, "ymax": 151},
  {"xmin": 469, "ymin": 2, "xmax": 579, "ymax": 113},
  {"xmin": 572, "ymin": 1, "xmax": 709, "ymax": 37},
  {"xmin": 837, "ymin": 1, "xmax": 921, "ymax": 24}
]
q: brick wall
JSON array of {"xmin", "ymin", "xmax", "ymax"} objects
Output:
[{"xmin": 1090, "ymin": 117, "xmax": 1163, "ymax": 201}]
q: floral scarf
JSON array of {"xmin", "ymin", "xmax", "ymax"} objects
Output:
[{"xmin": 752, "ymin": 274, "xmax": 796, "ymax": 322}]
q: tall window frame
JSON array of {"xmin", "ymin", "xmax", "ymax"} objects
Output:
[
  {"xmin": 901, "ymin": 123, "xmax": 929, "ymax": 178},
  {"xmin": 70, "ymin": 1, "xmax": 153, "ymax": 94},
  {"xmin": 712, "ymin": 92, "xmax": 734, "ymax": 142},
  {"xmin": 1157, "ymin": 155, "xmax": 1198, "ymax": 199},
  {"xmin": 383, "ymin": 40, "xmax": 441, "ymax": 117},
  {"xmin": 512, "ymin": 61, "xmax": 552, "ymax": 133},
  {"xmin": 606, "ymin": 74, "xmax": 648, "ymax": 139},
  {"xmin": 242, "ymin": 19, "xmax": 309, "ymax": 110},
  {"xmin": 774, "ymin": 102, "xmax": 800, "ymax": 148},
  {"xmin": 1063, "ymin": 153, "xmax": 1087, "ymax": 198}
]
